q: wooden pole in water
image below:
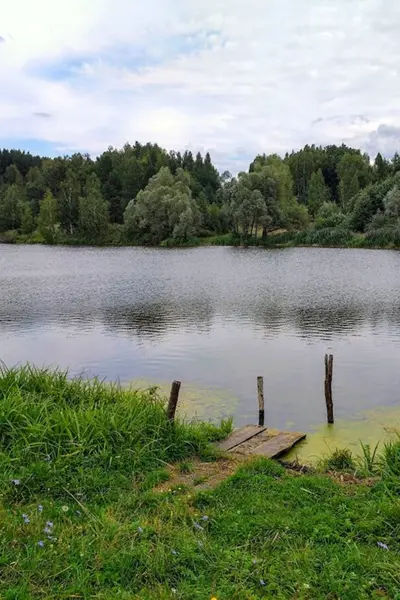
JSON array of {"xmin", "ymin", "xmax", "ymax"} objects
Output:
[
  {"xmin": 257, "ymin": 376, "xmax": 265, "ymax": 427},
  {"xmin": 324, "ymin": 354, "xmax": 334, "ymax": 424},
  {"xmin": 167, "ymin": 380, "xmax": 181, "ymax": 422}
]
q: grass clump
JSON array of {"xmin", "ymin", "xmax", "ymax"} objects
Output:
[
  {"xmin": 321, "ymin": 447, "xmax": 356, "ymax": 472},
  {"xmin": 0, "ymin": 364, "xmax": 231, "ymax": 502},
  {"xmin": 179, "ymin": 461, "xmax": 194, "ymax": 474}
]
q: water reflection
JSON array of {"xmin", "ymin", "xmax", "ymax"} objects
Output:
[
  {"xmin": 2, "ymin": 245, "xmax": 400, "ymax": 434},
  {"xmin": 3, "ymin": 291, "xmax": 400, "ymax": 341},
  {"xmin": 102, "ymin": 299, "xmax": 214, "ymax": 340}
]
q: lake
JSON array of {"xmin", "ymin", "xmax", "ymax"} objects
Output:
[{"xmin": 2, "ymin": 244, "xmax": 400, "ymax": 457}]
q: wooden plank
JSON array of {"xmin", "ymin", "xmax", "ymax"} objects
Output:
[
  {"xmin": 232, "ymin": 429, "xmax": 275, "ymax": 454},
  {"xmin": 251, "ymin": 432, "xmax": 306, "ymax": 458},
  {"xmin": 217, "ymin": 425, "xmax": 266, "ymax": 451}
]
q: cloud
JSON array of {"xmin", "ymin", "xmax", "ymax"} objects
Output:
[
  {"xmin": 1, "ymin": 0, "xmax": 400, "ymax": 171},
  {"xmin": 33, "ymin": 112, "xmax": 53, "ymax": 119},
  {"xmin": 364, "ymin": 124, "xmax": 400, "ymax": 158},
  {"xmin": 0, "ymin": 36, "xmax": 5, "ymax": 44}
]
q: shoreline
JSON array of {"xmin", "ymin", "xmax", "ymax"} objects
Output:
[{"xmin": 1, "ymin": 238, "xmax": 399, "ymax": 251}]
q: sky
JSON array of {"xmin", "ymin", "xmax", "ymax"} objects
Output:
[{"xmin": 1, "ymin": 0, "xmax": 400, "ymax": 172}]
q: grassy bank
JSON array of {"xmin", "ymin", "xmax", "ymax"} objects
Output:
[{"xmin": 1, "ymin": 367, "xmax": 400, "ymax": 599}]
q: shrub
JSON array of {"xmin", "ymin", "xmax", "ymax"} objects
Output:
[
  {"xmin": 364, "ymin": 225, "xmax": 400, "ymax": 247},
  {"xmin": 350, "ymin": 177, "xmax": 396, "ymax": 231},
  {"xmin": 314, "ymin": 213, "xmax": 349, "ymax": 230},
  {"xmin": 0, "ymin": 229, "xmax": 18, "ymax": 243}
]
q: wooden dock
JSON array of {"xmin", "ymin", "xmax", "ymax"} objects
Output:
[{"xmin": 217, "ymin": 425, "xmax": 306, "ymax": 459}]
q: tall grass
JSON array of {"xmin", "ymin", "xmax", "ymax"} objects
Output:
[{"xmin": 0, "ymin": 365, "xmax": 231, "ymax": 501}]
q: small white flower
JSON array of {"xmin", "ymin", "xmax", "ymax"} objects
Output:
[{"xmin": 377, "ymin": 541, "xmax": 389, "ymax": 551}]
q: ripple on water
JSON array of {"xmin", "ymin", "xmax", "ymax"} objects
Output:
[{"xmin": 2, "ymin": 245, "xmax": 400, "ymax": 442}]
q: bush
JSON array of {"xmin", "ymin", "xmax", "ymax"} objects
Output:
[
  {"xmin": 367, "ymin": 211, "xmax": 395, "ymax": 231},
  {"xmin": 314, "ymin": 212, "xmax": 349, "ymax": 230},
  {"xmin": 283, "ymin": 202, "xmax": 309, "ymax": 229},
  {"xmin": 364, "ymin": 225, "xmax": 400, "ymax": 247},
  {"xmin": 350, "ymin": 177, "xmax": 396, "ymax": 231},
  {"xmin": 0, "ymin": 229, "xmax": 18, "ymax": 243},
  {"xmin": 316, "ymin": 202, "xmax": 340, "ymax": 219}
]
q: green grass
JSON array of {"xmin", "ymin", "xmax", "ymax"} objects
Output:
[{"xmin": 2, "ymin": 367, "xmax": 400, "ymax": 599}]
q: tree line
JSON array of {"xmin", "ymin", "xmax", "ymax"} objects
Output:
[{"xmin": 0, "ymin": 142, "xmax": 400, "ymax": 245}]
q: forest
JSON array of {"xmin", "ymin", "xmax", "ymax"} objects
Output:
[{"xmin": 1, "ymin": 141, "xmax": 400, "ymax": 247}]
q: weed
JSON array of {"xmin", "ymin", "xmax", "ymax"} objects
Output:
[
  {"xmin": 179, "ymin": 461, "xmax": 194, "ymax": 474},
  {"xmin": 357, "ymin": 442, "xmax": 380, "ymax": 476},
  {"xmin": 321, "ymin": 447, "xmax": 356, "ymax": 472}
]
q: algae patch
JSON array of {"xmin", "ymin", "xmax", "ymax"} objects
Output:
[
  {"xmin": 287, "ymin": 405, "xmax": 400, "ymax": 464},
  {"xmin": 126, "ymin": 379, "xmax": 239, "ymax": 422}
]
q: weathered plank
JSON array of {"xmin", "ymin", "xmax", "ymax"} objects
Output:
[
  {"xmin": 217, "ymin": 425, "xmax": 266, "ymax": 451},
  {"xmin": 232, "ymin": 429, "xmax": 275, "ymax": 454},
  {"xmin": 251, "ymin": 432, "xmax": 306, "ymax": 458}
]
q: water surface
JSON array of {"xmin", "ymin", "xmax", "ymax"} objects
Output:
[{"xmin": 1, "ymin": 245, "xmax": 400, "ymax": 452}]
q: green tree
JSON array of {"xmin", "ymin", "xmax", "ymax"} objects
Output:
[
  {"xmin": 337, "ymin": 152, "xmax": 370, "ymax": 210},
  {"xmin": 350, "ymin": 177, "xmax": 396, "ymax": 231},
  {"xmin": 25, "ymin": 166, "xmax": 46, "ymax": 216},
  {"xmin": 18, "ymin": 201, "xmax": 34, "ymax": 234},
  {"xmin": 221, "ymin": 174, "xmax": 271, "ymax": 239},
  {"xmin": 4, "ymin": 164, "xmax": 23, "ymax": 185},
  {"xmin": 38, "ymin": 190, "xmax": 59, "ymax": 243},
  {"xmin": 59, "ymin": 169, "xmax": 81, "ymax": 235},
  {"xmin": 374, "ymin": 153, "xmax": 390, "ymax": 181},
  {"xmin": 103, "ymin": 171, "xmax": 123, "ymax": 224},
  {"xmin": 78, "ymin": 174, "xmax": 109, "ymax": 242},
  {"xmin": 41, "ymin": 158, "xmax": 67, "ymax": 196},
  {"xmin": 307, "ymin": 169, "xmax": 331, "ymax": 216},
  {"xmin": 0, "ymin": 185, "xmax": 23, "ymax": 231},
  {"xmin": 124, "ymin": 167, "xmax": 200, "ymax": 244},
  {"xmin": 384, "ymin": 184, "xmax": 400, "ymax": 218},
  {"xmin": 250, "ymin": 154, "xmax": 307, "ymax": 228},
  {"xmin": 285, "ymin": 145, "xmax": 324, "ymax": 204}
]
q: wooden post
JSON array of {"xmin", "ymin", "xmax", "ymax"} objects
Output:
[
  {"xmin": 167, "ymin": 380, "xmax": 181, "ymax": 422},
  {"xmin": 324, "ymin": 354, "xmax": 334, "ymax": 424},
  {"xmin": 257, "ymin": 376, "xmax": 265, "ymax": 427}
]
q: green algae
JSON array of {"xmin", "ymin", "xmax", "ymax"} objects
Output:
[
  {"xmin": 287, "ymin": 405, "xmax": 400, "ymax": 464},
  {"xmin": 127, "ymin": 379, "xmax": 239, "ymax": 422}
]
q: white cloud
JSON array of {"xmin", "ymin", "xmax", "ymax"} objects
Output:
[{"xmin": 1, "ymin": 0, "xmax": 400, "ymax": 171}]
